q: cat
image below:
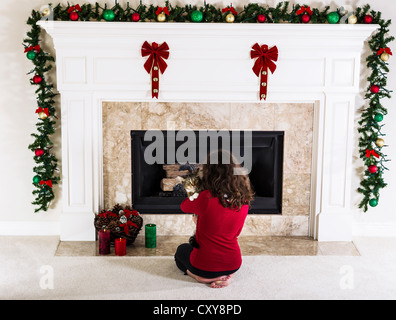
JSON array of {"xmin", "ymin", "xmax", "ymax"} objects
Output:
[
  {"xmin": 180, "ymin": 168, "xmax": 203, "ymax": 201},
  {"xmin": 179, "ymin": 168, "xmax": 203, "ymax": 249}
]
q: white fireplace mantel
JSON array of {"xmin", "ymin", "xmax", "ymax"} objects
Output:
[{"xmin": 38, "ymin": 21, "xmax": 377, "ymax": 241}]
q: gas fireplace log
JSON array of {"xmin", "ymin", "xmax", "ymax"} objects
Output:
[
  {"xmin": 163, "ymin": 164, "xmax": 181, "ymax": 171},
  {"xmin": 166, "ymin": 170, "xmax": 190, "ymax": 178},
  {"xmin": 160, "ymin": 177, "xmax": 183, "ymax": 192}
]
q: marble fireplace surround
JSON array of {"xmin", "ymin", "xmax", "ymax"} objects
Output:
[
  {"xmin": 102, "ymin": 102, "xmax": 313, "ymax": 237},
  {"xmin": 38, "ymin": 21, "xmax": 377, "ymax": 241}
]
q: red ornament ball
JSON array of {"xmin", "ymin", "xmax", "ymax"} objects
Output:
[
  {"xmin": 132, "ymin": 13, "xmax": 140, "ymax": 22},
  {"xmin": 257, "ymin": 14, "xmax": 266, "ymax": 23},
  {"xmin": 368, "ymin": 165, "xmax": 378, "ymax": 173},
  {"xmin": 364, "ymin": 15, "xmax": 373, "ymax": 24},
  {"xmin": 33, "ymin": 75, "xmax": 42, "ymax": 84},
  {"xmin": 35, "ymin": 148, "xmax": 44, "ymax": 157},
  {"xmin": 301, "ymin": 14, "xmax": 310, "ymax": 23},
  {"xmin": 370, "ymin": 85, "xmax": 380, "ymax": 93},
  {"xmin": 70, "ymin": 12, "xmax": 79, "ymax": 21}
]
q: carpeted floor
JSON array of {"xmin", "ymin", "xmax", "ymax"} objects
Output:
[{"xmin": 1, "ymin": 236, "xmax": 396, "ymax": 300}]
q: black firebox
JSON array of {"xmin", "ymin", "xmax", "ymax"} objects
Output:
[{"xmin": 131, "ymin": 130, "xmax": 284, "ymax": 214}]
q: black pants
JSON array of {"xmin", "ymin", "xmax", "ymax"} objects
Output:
[{"xmin": 174, "ymin": 243, "xmax": 239, "ymax": 279}]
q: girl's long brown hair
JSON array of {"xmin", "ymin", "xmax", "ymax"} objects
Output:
[{"xmin": 202, "ymin": 149, "xmax": 254, "ymax": 210}]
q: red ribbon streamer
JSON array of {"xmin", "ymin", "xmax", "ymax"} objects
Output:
[
  {"xmin": 120, "ymin": 221, "xmax": 139, "ymax": 235},
  {"xmin": 366, "ymin": 149, "xmax": 380, "ymax": 158},
  {"xmin": 39, "ymin": 180, "xmax": 53, "ymax": 188},
  {"xmin": 296, "ymin": 6, "xmax": 313, "ymax": 16},
  {"xmin": 124, "ymin": 209, "xmax": 139, "ymax": 217},
  {"xmin": 67, "ymin": 4, "xmax": 81, "ymax": 13},
  {"xmin": 156, "ymin": 6, "xmax": 170, "ymax": 16},
  {"xmin": 377, "ymin": 47, "xmax": 392, "ymax": 56},
  {"xmin": 99, "ymin": 211, "xmax": 118, "ymax": 218},
  {"xmin": 141, "ymin": 41, "xmax": 169, "ymax": 99},
  {"xmin": 250, "ymin": 43, "xmax": 278, "ymax": 100},
  {"xmin": 24, "ymin": 45, "xmax": 40, "ymax": 53},
  {"xmin": 222, "ymin": 7, "xmax": 238, "ymax": 15},
  {"xmin": 35, "ymin": 107, "xmax": 49, "ymax": 117}
]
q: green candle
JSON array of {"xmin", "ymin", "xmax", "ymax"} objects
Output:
[{"xmin": 145, "ymin": 224, "xmax": 156, "ymax": 248}]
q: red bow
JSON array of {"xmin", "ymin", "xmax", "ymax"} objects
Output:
[
  {"xmin": 377, "ymin": 47, "xmax": 392, "ymax": 56},
  {"xmin": 123, "ymin": 209, "xmax": 139, "ymax": 217},
  {"xmin": 141, "ymin": 41, "xmax": 169, "ymax": 99},
  {"xmin": 24, "ymin": 45, "xmax": 40, "ymax": 53},
  {"xmin": 366, "ymin": 149, "xmax": 380, "ymax": 159},
  {"xmin": 35, "ymin": 107, "xmax": 49, "ymax": 117},
  {"xmin": 39, "ymin": 180, "xmax": 53, "ymax": 188},
  {"xmin": 98, "ymin": 211, "xmax": 118, "ymax": 218},
  {"xmin": 67, "ymin": 4, "xmax": 81, "ymax": 13},
  {"xmin": 119, "ymin": 220, "xmax": 139, "ymax": 235},
  {"xmin": 156, "ymin": 6, "xmax": 170, "ymax": 16},
  {"xmin": 296, "ymin": 6, "xmax": 313, "ymax": 16},
  {"xmin": 222, "ymin": 7, "xmax": 238, "ymax": 15},
  {"xmin": 251, "ymin": 43, "xmax": 278, "ymax": 100}
]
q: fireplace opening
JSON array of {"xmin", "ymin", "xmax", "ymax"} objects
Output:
[{"xmin": 131, "ymin": 130, "xmax": 284, "ymax": 214}]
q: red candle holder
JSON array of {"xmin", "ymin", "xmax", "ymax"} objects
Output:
[
  {"xmin": 115, "ymin": 238, "xmax": 127, "ymax": 256},
  {"xmin": 98, "ymin": 228, "xmax": 111, "ymax": 255}
]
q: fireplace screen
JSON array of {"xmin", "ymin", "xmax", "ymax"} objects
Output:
[{"xmin": 131, "ymin": 130, "xmax": 284, "ymax": 214}]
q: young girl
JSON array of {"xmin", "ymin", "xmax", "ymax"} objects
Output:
[{"xmin": 174, "ymin": 150, "xmax": 254, "ymax": 288}]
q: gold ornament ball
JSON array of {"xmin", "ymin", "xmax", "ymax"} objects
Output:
[
  {"xmin": 348, "ymin": 15, "xmax": 357, "ymax": 24},
  {"xmin": 225, "ymin": 13, "xmax": 235, "ymax": 23},
  {"xmin": 157, "ymin": 13, "xmax": 166, "ymax": 22},
  {"xmin": 42, "ymin": 8, "xmax": 51, "ymax": 17},
  {"xmin": 376, "ymin": 138, "xmax": 385, "ymax": 147},
  {"xmin": 38, "ymin": 112, "xmax": 48, "ymax": 120},
  {"xmin": 381, "ymin": 52, "xmax": 390, "ymax": 62}
]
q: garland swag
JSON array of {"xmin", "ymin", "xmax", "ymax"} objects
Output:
[{"xmin": 24, "ymin": 2, "xmax": 393, "ymax": 212}]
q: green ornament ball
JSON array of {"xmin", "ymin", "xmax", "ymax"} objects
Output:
[
  {"xmin": 374, "ymin": 113, "xmax": 384, "ymax": 122},
  {"xmin": 26, "ymin": 51, "xmax": 36, "ymax": 60},
  {"xmin": 103, "ymin": 9, "xmax": 115, "ymax": 21},
  {"xmin": 191, "ymin": 10, "xmax": 203, "ymax": 22},
  {"xmin": 33, "ymin": 175, "xmax": 41, "ymax": 184},
  {"xmin": 327, "ymin": 11, "xmax": 340, "ymax": 24},
  {"xmin": 369, "ymin": 198, "xmax": 378, "ymax": 207}
]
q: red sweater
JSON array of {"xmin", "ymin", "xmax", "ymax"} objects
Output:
[{"xmin": 181, "ymin": 190, "xmax": 248, "ymax": 272}]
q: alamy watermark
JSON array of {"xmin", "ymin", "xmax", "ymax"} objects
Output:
[
  {"xmin": 339, "ymin": 265, "xmax": 354, "ymax": 290},
  {"xmin": 143, "ymin": 130, "xmax": 253, "ymax": 175},
  {"xmin": 39, "ymin": 265, "xmax": 54, "ymax": 290}
]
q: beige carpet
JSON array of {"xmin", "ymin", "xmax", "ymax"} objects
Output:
[{"xmin": 1, "ymin": 236, "xmax": 396, "ymax": 300}]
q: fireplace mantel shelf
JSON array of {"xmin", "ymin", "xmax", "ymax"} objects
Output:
[{"xmin": 39, "ymin": 21, "xmax": 377, "ymax": 241}]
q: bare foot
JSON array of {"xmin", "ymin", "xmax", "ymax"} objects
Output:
[
  {"xmin": 186, "ymin": 270, "xmax": 234, "ymax": 284},
  {"xmin": 210, "ymin": 279, "xmax": 230, "ymax": 288}
]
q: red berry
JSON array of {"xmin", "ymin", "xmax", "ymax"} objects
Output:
[
  {"xmin": 301, "ymin": 14, "xmax": 310, "ymax": 23},
  {"xmin": 132, "ymin": 13, "xmax": 140, "ymax": 22},
  {"xmin": 364, "ymin": 15, "xmax": 373, "ymax": 24},
  {"xmin": 70, "ymin": 12, "xmax": 79, "ymax": 21},
  {"xmin": 370, "ymin": 85, "xmax": 380, "ymax": 93},
  {"xmin": 33, "ymin": 75, "xmax": 42, "ymax": 84},
  {"xmin": 257, "ymin": 14, "xmax": 266, "ymax": 23},
  {"xmin": 35, "ymin": 148, "xmax": 44, "ymax": 157},
  {"xmin": 368, "ymin": 165, "xmax": 378, "ymax": 173}
]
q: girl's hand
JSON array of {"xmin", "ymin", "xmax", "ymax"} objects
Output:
[{"xmin": 192, "ymin": 214, "xmax": 198, "ymax": 225}]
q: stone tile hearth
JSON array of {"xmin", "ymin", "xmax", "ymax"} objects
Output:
[{"xmin": 55, "ymin": 236, "xmax": 360, "ymax": 257}]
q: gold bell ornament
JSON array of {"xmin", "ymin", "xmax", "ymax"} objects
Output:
[
  {"xmin": 225, "ymin": 13, "xmax": 235, "ymax": 23},
  {"xmin": 376, "ymin": 138, "xmax": 385, "ymax": 148},
  {"xmin": 157, "ymin": 13, "xmax": 166, "ymax": 22},
  {"xmin": 381, "ymin": 52, "xmax": 390, "ymax": 61},
  {"xmin": 348, "ymin": 14, "xmax": 357, "ymax": 24}
]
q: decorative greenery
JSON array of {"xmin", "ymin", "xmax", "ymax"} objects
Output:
[
  {"xmin": 24, "ymin": 1, "xmax": 392, "ymax": 212},
  {"xmin": 356, "ymin": 6, "xmax": 394, "ymax": 212}
]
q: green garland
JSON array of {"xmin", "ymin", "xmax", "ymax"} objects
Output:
[{"xmin": 24, "ymin": 2, "xmax": 393, "ymax": 212}]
